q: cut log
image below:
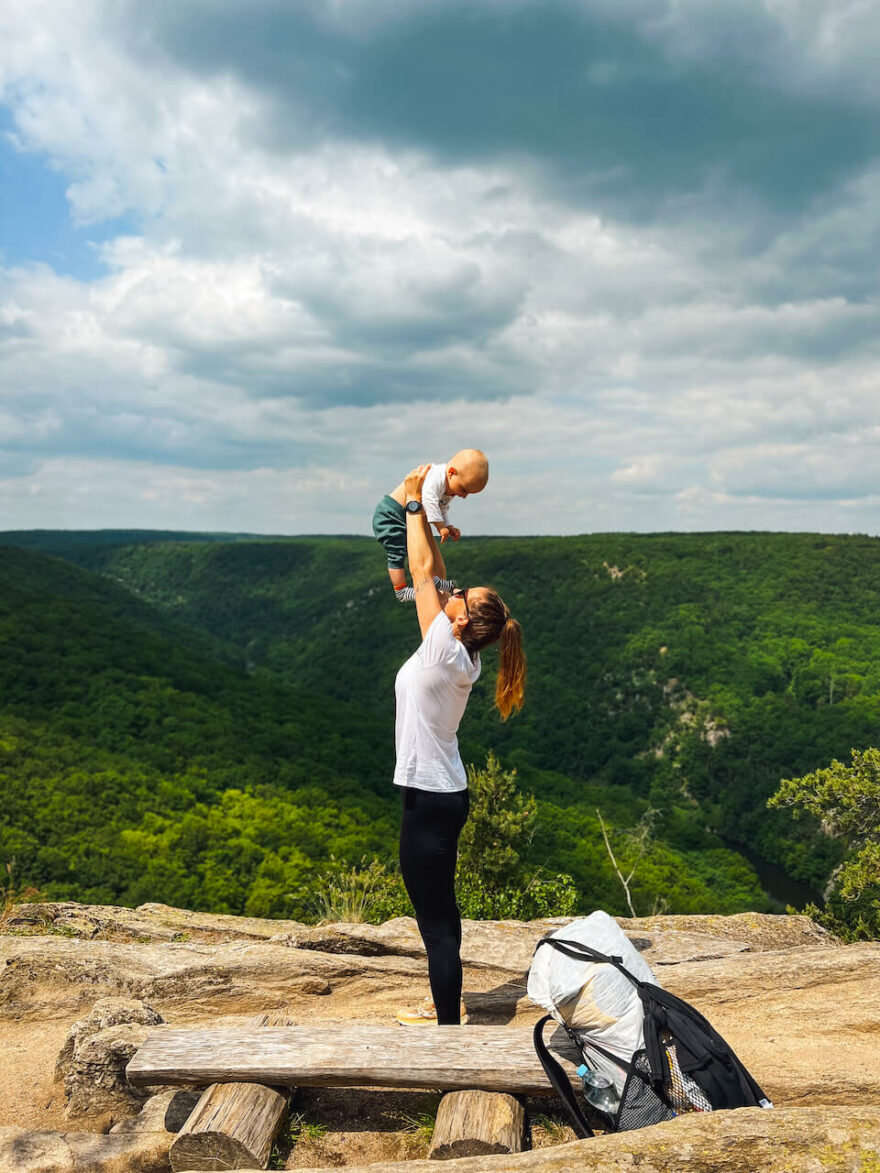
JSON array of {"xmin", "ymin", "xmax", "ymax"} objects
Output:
[
  {"xmin": 168, "ymin": 1009, "xmax": 294, "ymax": 1172},
  {"xmin": 429, "ymin": 1090, "xmax": 525, "ymax": 1160},
  {"xmin": 169, "ymin": 1081, "xmax": 288, "ymax": 1171},
  {"xmin": 127, "ymin": 1024, "xmax": 581, "ymax": 1095}
]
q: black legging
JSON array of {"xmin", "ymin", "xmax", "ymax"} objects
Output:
[{"xmin": 399, "ymin": 786, "xmax": 470, "ymax": 1024}]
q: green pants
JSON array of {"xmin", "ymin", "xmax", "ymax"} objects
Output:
[{"xmin": 372, "ymin": 495, "xmax": 407, "ymax": 570}]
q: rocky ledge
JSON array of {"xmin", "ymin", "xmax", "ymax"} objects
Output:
[{"xmin": 0, "ymin": 902, "xmax": 877, "ymax": 1171}]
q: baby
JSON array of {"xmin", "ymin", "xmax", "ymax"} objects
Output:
[{"xmin": 372, "ymin": 449, "xmax": 489, "ymax": 601}]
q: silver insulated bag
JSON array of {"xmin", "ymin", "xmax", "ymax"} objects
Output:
[{"xmin": 527, "ymin": 911, "xmax": 771, "ymax": 1137}]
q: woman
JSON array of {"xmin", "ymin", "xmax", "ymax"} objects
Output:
[{"xmin": 394, "ymin": 464, "xmax": 526, "ymax": 1027}]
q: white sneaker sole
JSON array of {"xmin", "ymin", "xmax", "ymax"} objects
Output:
[{"xmin": 395, "ymin": 1012, "xmax": 470, "ymax": 1027}]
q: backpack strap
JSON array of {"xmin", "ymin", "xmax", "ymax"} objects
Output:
[
  {"xmin": 577, "ymin": 1034, "xmax": 636, "ymax": 1076},
  {"xmin": 534, "ymin": 936, "xmax": 641, "ymax": 987},
  {"xmin": 532, "ymin": 1014, "xmax": 595, "ymax": 1140}
]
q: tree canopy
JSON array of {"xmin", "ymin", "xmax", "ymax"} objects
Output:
[{"xmin": 3, "ymin": 529, "xmax": 879, "ymax": 932}]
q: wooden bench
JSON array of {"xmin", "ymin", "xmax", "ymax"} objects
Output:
[
  {"xmin": 127, "ymin": 1023, "xmax": 579, "ymax": 1096},
  {"xmin": 128, "ymin": 1024, "xmax": 578, "ymax": 1167}
]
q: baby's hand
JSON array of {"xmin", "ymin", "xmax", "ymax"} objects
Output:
[
  {"xmin": 447, "ymin": 526, "xmax": 461, "ymax": 541},
  {"xmin": 438, "ymin": 526, "xmax": 451, "ymax": 543}
]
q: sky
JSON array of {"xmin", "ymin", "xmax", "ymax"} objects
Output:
[{"xmin": 1, "ymin": 0, "xmax": 879, "ymax": 536}]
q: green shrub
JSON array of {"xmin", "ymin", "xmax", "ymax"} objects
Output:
[
  {"xmin": 457, "ymin": 754, "xmax": 577, "ymax": 919},
  {"xmin": 769, "ymin": 747, "xmax": 880, "ymax": 939},
  {"xmin": 457, "ymin": 867, "xmax": 578, "ymax": 920},
  {"xmin": 292, "ymin": 856, "xmax": 410, "ymax": 924}
]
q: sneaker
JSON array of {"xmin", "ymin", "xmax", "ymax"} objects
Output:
[{"xmin": 395, "ymin": 996, "xmax": 469, "ymax": 1026}]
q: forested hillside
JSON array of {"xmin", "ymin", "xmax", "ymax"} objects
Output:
[
  {"xmin": 0, "ymin": 547, "xmax": 398, "ymax": 915},
  {"xmin": 4, "ymin": 530, "xmax": 879, "ymax": 924}
]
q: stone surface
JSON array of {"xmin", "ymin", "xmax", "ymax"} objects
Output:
[
  {"xmin": 1, "ymin": 904, "xmax": 876, "ymax": 1154},
  {"xmin": 164, "ymin": 1091, "xmax": 205, "ymax": 1134},
  {"xmin": 55, "ymin": 997, "xmax": 165, "ymax": 1084},
  {"xmin": 191, "ymin": 1107, "xmax": 880, "ymax": 1173},
  {"xmin": 288, "ymin": 976, "xmax": 332, "ymax": 995},
  {"xmin": 293, "ymin": 912, "xmax": 828, "ymax": 972},
  {"xmin": 54, "ymin": 998, "xmax": 166, "ymax": 1121},
  {"xmin": 6, "ymin": 900, "xmax": 307, "ymax": 945},
  {"xmin": 108, "ymin": 1089, "xmax": 197, "ymax": 1135},
  {"xmin": 7, "ymin": 902, "xmax": 828, "ymax": 960},
  {"xmin": 623, "ymin": 912, "xmax": 837, "ymax": 950},
  {"xmin": 62, "ymin": 1022, "xmax": 161, "ymax": 1120},
  {"xmin": 136, "ymin": 902, "xmax": 308, "ymax": 943},
  {"xmin": 0, "ymin": 1125, "xmax": 172, "ymax": 1172},
  {"xmin": 0, "ymin": 935, "xmax": 424, "ymax": 1022},
  {"xmin": 5, "ymin": 914, "xmax": 878, "ymax": 1111}
]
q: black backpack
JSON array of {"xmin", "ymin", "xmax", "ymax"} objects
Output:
[{"xmin": 532, "ymin": 936, "xmax": 771, "ymax": 1138}]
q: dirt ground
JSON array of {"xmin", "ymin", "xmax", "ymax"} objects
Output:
[
  {"xmin": 1, "ymin": 1017, "xmax": 72, "ymax": 1133},
  {"xmin": 281, "ymin": 1089, "xmax": 575, "ymax": 1168}
]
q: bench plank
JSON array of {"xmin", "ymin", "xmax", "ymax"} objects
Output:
[{"xmin": 127, "ymin": 1025, "xmax": 580, "ymax": 1095}]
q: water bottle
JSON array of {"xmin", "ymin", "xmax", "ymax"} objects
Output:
[{"xmin": 575, "ymin": 1062, "xmax": 620, "ymax": 1120}]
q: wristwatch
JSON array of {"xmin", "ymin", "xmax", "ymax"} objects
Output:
[{"xmin": 405, "ymin": 500, "xmax": 423, "ymax": 514}]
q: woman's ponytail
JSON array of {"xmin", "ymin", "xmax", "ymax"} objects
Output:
[
  {"xmin": 495, "ymin": 615, "xmax": 526, "ymax": 720},
  {"xmin": 461, "ymin": 589, "xmax": 527, "ymax": 719}
]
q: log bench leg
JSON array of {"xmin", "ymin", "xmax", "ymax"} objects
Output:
[
  {"xmin": 170, "ymin": 1081, "xmax": 289, "ymax": 1170},
  {"xmin": 428, "ymin": 1090, "xmax": 526, "ymax": 1160},
  {"xmin": 169, "ymin": 1010, "xmax": 295, "ymax": 1172}
]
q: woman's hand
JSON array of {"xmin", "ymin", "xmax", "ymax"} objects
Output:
[{"xmin": 404, "ymin": 464, "xmax": 431, "ymax": 503}]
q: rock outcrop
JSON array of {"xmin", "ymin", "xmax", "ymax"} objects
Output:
[
  {"xmin": 1, "ymin": 903, "xmax": 878, "ymax": 1171},
  {"xmin": 3, "ymin": 905, "xmax": 876, "ymax": 1110},
  {"xmin": 108, "ymin": 1088, "xmax": 201, "ymax": 1134},
  {"xmin": 0, "ymin": 932, "xmax": 424, "ymax": 1021},
  {"xmin": 5, "ymin": 901, "xmax": 832, "ymax": 967},
  {"xmin": 237, "ymin": 1107, "xmax": 880, "ymax": 1173},
  {"xmin": 55, "ymin": 998, "xmax": 167, "ymax": 1120}
]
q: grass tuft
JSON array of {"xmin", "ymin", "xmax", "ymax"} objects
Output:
[{"xmin": 268, "ymin": 1110, "xmax": 328, "ymax": 1168}]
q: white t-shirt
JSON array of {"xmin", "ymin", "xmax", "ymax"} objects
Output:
[
  {"xmin": 422, "ymin": 462, "xmax": 452, "ymax": 526},
  {"xmin": 394, "ymin": 610, "xmax": 481, "ymax": 792}
]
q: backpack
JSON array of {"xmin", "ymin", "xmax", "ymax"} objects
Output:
[{"xmin": 528, "ymin": 913, "xmax": 771, "ymax": 1138}]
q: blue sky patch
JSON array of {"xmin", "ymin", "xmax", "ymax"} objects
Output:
[{"xmin": 0, "ymin": 109, "xmax": 136, "ymax": 280}]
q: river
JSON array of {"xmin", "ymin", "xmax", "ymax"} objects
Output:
[{"xmin": 728, "ymin": 841, "xmax": 822, "ymax": 911}]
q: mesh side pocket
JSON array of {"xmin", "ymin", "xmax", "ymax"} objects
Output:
[{"xmin": 614, "ymin": 1051, "xmax": 677, "ymax": 1132}]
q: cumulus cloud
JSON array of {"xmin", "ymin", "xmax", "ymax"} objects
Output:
[{"xmin": 0, "ymin": 0, "xmax": 878, "ymax": 533}]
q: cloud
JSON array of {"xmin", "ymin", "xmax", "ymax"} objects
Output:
[
  {"xmin": 120, "ymin": 0, "xmax": 880, "ymax": 224},
  {"xmin": 708, "ymin": 438, "xmax": 880, "ymax": 501},
  {"xmin": 0, "ymin": 0, "xmax": 879, "ymax": 533}
]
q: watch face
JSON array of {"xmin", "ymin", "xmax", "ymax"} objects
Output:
[{"xmin": 406, "ymin": 500, "xmax": 421, "ymax": 512}]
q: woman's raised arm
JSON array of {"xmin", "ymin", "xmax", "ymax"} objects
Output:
[{"xmin": 404, "ymin": 464, "xmax": 444, "ymax": 639}]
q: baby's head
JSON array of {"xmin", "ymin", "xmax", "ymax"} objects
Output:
[{"xmin": 447, "ymin": 449, "xmax": 489, "ymax": 498}]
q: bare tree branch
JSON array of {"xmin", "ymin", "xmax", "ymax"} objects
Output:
[
  {"xmin": 597, "ymin": 808, "xmax": 660, "ymax": 919},
  {"xmin": 597, "ymin": 809, "xmax": 637, "ymax": 918}
]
